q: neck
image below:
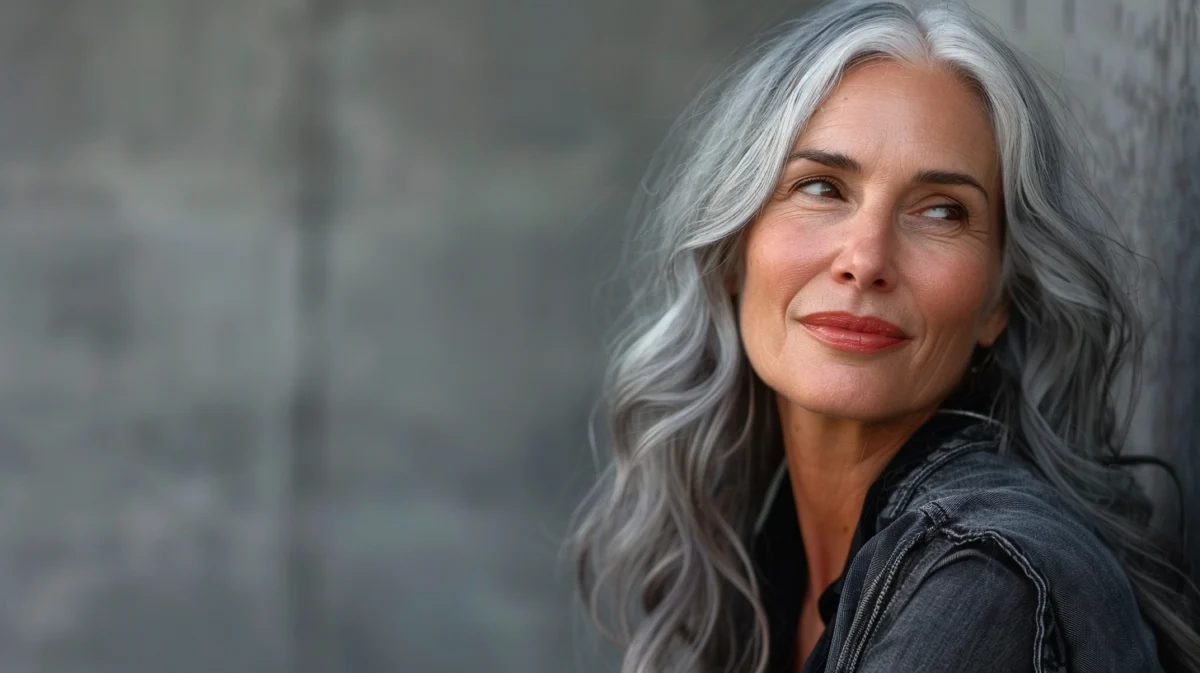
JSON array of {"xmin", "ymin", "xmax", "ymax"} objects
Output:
[{"xmin": 778, "ymin": 396, "xmax": 938, "ymax": 602}]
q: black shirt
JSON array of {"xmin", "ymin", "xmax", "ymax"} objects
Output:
[{"xmin": 750, "ymin": 410, "xmax": 987, "ymax": 673}]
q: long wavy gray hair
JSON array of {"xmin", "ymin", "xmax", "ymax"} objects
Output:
[{"xmin": 565, "ymin": 0, "xmax": 1200, "ymax": 671}]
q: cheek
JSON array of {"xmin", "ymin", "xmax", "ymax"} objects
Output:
[
  {"xmin": 911, "ymin": 253, "xmax": 997, "ymax": 338},
  {"xmin": 741, "ymin": 221, "xmax": 821, "ymax": 313},
  {"xmin": 737, "ymin": 221, "xmax": 825, "ymax": 371}
]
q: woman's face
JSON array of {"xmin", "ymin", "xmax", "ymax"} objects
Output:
[{"xmin": 737, "ymin": 59, "xmax": 1008, "ymax": 420}]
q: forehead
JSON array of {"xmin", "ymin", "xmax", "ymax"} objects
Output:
[{"xmin": 795, "ymin": 59, "xmax": 1000, "ymax": 182}]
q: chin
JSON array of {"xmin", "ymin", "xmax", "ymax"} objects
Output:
[
  {"xmin": 797, "ymin": 397, "xmax": 894, "ymax": 421},
  {"xmin": 773, "ymin": 381, "xmax": 899, "ymax": 421}
]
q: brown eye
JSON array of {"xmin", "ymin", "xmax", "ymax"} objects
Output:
[
  {"xmin": 921, "ymin": 204, "xmax": 968, "ymax": 221},
  {"xmin": 794, "ymin": 178, "xmax": 841, "ymax": 199}
]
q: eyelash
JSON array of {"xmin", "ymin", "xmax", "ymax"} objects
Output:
[{"xmin": 791, "ymin": 177, "xmax": 970, "ymax": 222}]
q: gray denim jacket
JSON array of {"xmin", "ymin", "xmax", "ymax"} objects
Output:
[{"xmin": 750, "ymin": 408, "xmax": 1164, "ymax": 672}]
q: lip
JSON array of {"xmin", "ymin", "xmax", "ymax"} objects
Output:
[{"xmin": 799, "ymin": 311, "xmax": 910, "ymax": 353}]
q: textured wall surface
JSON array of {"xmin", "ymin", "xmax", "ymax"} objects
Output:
[{"xmin": 0, "ymin": 0, "xmax": 1192, "ymax": 672}]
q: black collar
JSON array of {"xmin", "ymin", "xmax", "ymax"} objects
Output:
[{"xmin": 750, "ymin": 409, "xmax": 991, "ymax": 672}]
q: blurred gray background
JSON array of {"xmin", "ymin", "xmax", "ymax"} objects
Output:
[{"xmin": 0, "ymin": 0, "xmax": 1193, "ymax": 671}]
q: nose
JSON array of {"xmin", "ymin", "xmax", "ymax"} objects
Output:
[{"xmin": 829, "ymin": 207, "xmax": 898, "ymax": 292}]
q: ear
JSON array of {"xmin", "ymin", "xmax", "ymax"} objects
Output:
[
  {"xmin": 978, "ymin": 293, "xmax": 1009, "ymax": 348},
  {"xmin": 725, "ymin": 274, "xmax": 738, "ymax": 296}
]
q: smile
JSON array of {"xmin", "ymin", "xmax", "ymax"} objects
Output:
[{"xmin": 802, "ymin": 323, "xmax": 911, "ymax": 353}]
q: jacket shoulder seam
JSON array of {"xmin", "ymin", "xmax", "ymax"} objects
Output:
[
  {"xmin": 882, "ymin": 440, "xmax": 997, "ymax": 521},
  {"xmin": 840, "ymin": 502, "xmax": 1067, "ymax": 673},
  {"xmin": 926, "ymin": 501, "xmax": 1067, "ymax": 672}
]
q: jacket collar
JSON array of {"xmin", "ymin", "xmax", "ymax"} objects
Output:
[{"xmin": 749, "ymin": 407, "xmax": 1004, "ymax": 672}]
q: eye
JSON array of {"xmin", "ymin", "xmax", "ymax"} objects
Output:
[
  {"xmin": 920, "ymin": 203, "xmax": 968, "ymax": 221},
  {"xmin": 793, "ymin": 178, "xmax": 842, "ymax": 199}
]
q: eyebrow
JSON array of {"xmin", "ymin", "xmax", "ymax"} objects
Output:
[{"xmin": 787, "ymin": 148, "xmax": 990, "ymax": 203}]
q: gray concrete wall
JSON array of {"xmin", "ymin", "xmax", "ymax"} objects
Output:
[{"xmin": 0, "ymin": 0, "xmax": 1191, "ymax": 672}]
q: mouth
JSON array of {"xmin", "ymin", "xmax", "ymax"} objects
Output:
[{"xmin": 798, "ymin": 311, "xmax": 910, "ymax": 353}]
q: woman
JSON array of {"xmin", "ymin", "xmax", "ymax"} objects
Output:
[{"xmin": 565, "ymin": 0, "xmax": 1200, "ymax": 671}]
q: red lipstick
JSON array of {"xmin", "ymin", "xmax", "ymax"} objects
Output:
[{"xmin": 799, "ymin": 311, "xmax": 910, "ymax": 353}]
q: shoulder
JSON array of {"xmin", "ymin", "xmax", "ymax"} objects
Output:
[
  {"xmin": 848, "ymin": 445, "xmax": 1164, "ymax": 672},
  {"xmin": 880, "ymin": 429, "xmax": 1131, "ymax": 595},
  {"xmin": 894, "ymin": 446, "xmax": 1131, "ymax": 603},
  {"xmin": 832, "ymin": 536, "xmax": 1040, "ymax": 672}
]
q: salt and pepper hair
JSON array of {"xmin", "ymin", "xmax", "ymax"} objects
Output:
[{"xmin": 565, "ymin": 0, "xmax": 1200, "ymax": 671}]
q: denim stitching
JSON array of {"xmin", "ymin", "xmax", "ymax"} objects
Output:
[
  {"xmin": 873, "ymin": 539, "xmax": 995, "ymax": 645},
  {"xmin": 883, "ymin": 440, "xmax": 995, "ymax": 521},
  {"xmin": 835, "ymin": 509, "xmax": 936, "ymax": 672},
  {"xmin": 933, "ymin": 524, "xmax": 1055, "ymax": 673},
  {"xmin": 837, "ymin": 503, "xmax": 1057, "ymax": 673}
]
